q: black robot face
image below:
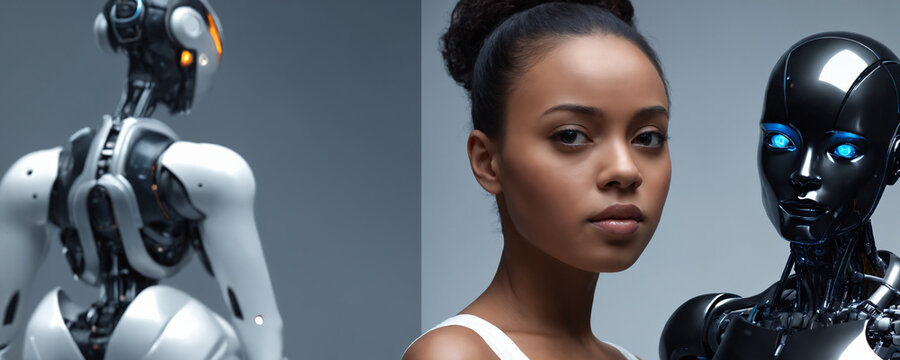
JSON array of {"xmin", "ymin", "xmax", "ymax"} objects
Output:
[{"xmin": 759, "ymin": 33, "xmax": 900, "ymax": 244}]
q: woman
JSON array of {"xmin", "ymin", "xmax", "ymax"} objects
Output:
[{"xmin": 406, "ymin": 0, "xmax": 669, "ymax": 359}]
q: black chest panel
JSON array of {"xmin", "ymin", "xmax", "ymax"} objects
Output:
[
  {"xmin": 49, "ymin": 128, "xmax": 93, "ymax": 275},
  {"xmin": 712, "ymin": 317, "xmax": 780, "ymax": 360},
  {"xmin": 46, "ymin": 122, "xmax": 211, "ymax": 359},
  {"xmin": 713, "ymin": 316, "xmax": 877, "ymax": 360},
  {"xmin": 48, "ymin": 124, "xmax": 201, "ymax": 281},
  {"xmin": 123, "ymin": 131, "xmax": 195, "ymax": 266}
]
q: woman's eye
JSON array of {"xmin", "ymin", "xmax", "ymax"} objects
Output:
[
  {"xmin": 551, "ymin": 129, "xmax": 590, "ymax": 146},
  {"xmin": 766, "ymin": 133, "xmax": 795, "ymax": 151},
  {"xmin": 832, "ymin": 143, "xmax": 861, "ymax": 159},
  {"xmin": 633, "ymin": 131, "xmax": 667, "ymax": 148}
]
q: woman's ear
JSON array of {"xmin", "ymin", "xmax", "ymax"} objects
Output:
[
  {"xmin": 888, "ymin": 135, "xmax": 900, "ymax": 186},
  {"xmin": 467, "ymin": 130, "xmax": 502, "ymax": 194}
]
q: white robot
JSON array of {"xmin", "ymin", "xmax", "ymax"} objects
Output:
[{"xmin": 0, "ymin": 0, "xmax": 283, "ymax": 359}]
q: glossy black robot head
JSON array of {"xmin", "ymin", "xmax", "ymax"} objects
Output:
[
  {"xmin": 759, "ymin": 32, "xmax": 900, "ymax": 244},
  {"xmin": 94, "ymin": 0, "xmax": 223, "ymax": 116}
]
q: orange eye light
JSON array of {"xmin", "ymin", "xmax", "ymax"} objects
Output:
[
  {"xmin": 180, "ymin": 50, "xmax": 194, "ymax": 67},
  {"xmin": 207, "ymin": 14, "xmax": 222, "ymax": 57}
]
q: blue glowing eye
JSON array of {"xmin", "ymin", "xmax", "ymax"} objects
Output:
[
  {"xmin": 833, "ymin": 143, "xmax": 860, "ymax": 159},
  {"xmin": 767, "ymin": 133, "xmax": 794, "ymax": 150},
  {"xmin": 772, "ymin": 134, "xmax": 790, "ymax": 147}
]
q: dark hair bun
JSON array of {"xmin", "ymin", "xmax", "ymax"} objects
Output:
[{"xmin": 441, "ymin": 0, "xmax": 635, "ymax": 91}]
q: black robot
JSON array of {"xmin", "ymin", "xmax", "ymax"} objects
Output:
[{"xmin": 661, "ymin": 32, "xmax": 900, "ymax": 360}]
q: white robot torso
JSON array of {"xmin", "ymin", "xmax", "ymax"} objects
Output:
[
  {"xmin": 0, "ymin": 0, "xmax": 283, "ymax": 358},
  {"xmin": 0, "ymin": 116, "xmax": 283, "ymax": 360}
]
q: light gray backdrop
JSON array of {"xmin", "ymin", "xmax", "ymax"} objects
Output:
[
  {"xmin": 421, "ymin": 0, "xmax": 900, "ymax": 358},
  {"xmin": 0, "ymin": 1, "xmax": 420, "ymax": 358}
]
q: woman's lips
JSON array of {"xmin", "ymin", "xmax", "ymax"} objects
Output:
[
  {"xmin": 589, "ymin": 204, "xmax": 644, "ymax": 236},
  {"xmin": 591, "ymin": 218, "xmax": 640, "ymax": 235}
]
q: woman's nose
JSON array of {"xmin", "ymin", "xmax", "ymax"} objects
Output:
[{"xmin": 598, "ymin": 143, "xmax": 642, "ymax": 191}]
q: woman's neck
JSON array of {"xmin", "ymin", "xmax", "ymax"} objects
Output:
[{"xmin": 464, "ymin": 203, "xmax": 599, "ymax": 340}]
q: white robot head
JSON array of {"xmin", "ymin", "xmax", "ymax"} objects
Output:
[{"xmin": 93, "ymin": 0, "xmax": 224, "ymax": 116}]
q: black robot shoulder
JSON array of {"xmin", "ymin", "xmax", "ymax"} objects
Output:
[
  {"xmin": 659, "ymin": 292, "xmax": 740, "ymax": 360},
  {"xmin": 660, "ymin": 278, "xmax": 788, "ymax": 360}
]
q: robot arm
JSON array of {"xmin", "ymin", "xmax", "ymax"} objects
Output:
[
  {"xmin": 0, "ymin": 149, "xmax": 60, "ymax": 359},
  {"xmin": 659, "ymin": 293, "xmax": 740, "ymax": 360},
  {"xmin": 660, "ymin": 282, "xmax": 784, "ymax": 360},
  {"xmin": 158, "ymin": 141, "xmax": 283, "ymax": 360}
]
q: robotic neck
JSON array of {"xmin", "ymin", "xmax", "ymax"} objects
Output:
[
  {"xmin": 787, "ymin": 221, "xmax": 884, "ymax": 320},
  {"xmin": 116, "ymin": 77, "xmax": 157, "ymax": 119},
  {"xmin": 97, "ymin": 251, "xmax": 156, "ymax": 307},
  {"xmin": 114, "ymin": 50, "xmax": 189, "ymax": 120}
]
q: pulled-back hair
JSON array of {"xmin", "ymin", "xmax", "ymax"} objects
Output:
[{"xmin": 441, "ymin": 0, "xmax": 668, "ymax": 138}]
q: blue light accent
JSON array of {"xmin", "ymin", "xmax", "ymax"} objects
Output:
[
  {"xmin": 761, "ymin": 123, "xmax": 800, "ymax": 140},
  {"xmin": 833, "ymin": 144, "xmax": 859, "ymax": 159},
  {"xmin": 771, "ymin": 134, "xmax": 791, "ymax": 148},
  {"xmin": 761, "ymin": 123, "xmax": 799, "ymax": 151},
  {"xmin": 828, "ymin": 130, "xmax": 866, "ymax": 142},
  {"xmin": 112, "ymin": 0, "xmax": 144, "ymax": 23},
  {"xmin": 826, "ymin": 131, "xmax": 866, "ymax": 160}
]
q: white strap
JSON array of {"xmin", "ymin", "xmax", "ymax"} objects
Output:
[
  {"xmin": 411, "ymin": 315, "xmax": 639, "ymax": 360},
  {"xmin": 428, "ymin": 314, "xmax": 530, "ymax": 360},
  {"xmin": 604, "ymin": 341, "xmax": 640, "ymax": 360}
]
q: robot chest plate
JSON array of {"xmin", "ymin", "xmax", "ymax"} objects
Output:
[
  {"xmin": 714, "ymin": 317, "xmax": 881, "ymax": 360},
  {"xmin": 55, "ymin": 117, "xmax": 194, "ymax": 285},
  {"xmin": 24, "ymin": 286, "xmax": 239, "ymax": 360}
]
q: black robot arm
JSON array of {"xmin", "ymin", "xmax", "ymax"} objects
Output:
[
  {"xmin": 659, "ymin": 293, "xmax": 741, "ymax": 360},
  {"xmin": 661, "ymin": 278, "xmax": 789, "ymax": 360}
]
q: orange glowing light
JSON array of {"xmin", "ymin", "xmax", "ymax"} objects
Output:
[
  {"xmin": 180, "ymin": 50, "xmax": 194, "ymax": 67},
  {"xmin": 207, "ymin": 14, "xmax": 222, "ymax": 57}
]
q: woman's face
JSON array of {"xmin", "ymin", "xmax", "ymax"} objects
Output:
[{"xmin": 495, "ymin": 34, "xmax": 670, "ymax": 272}]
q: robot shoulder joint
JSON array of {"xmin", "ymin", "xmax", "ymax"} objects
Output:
[
  {"xmin": 660, "ymin": 292, "xmax": 740, "ymax": 360},
  {"xmin": 158, "ymin": 141, "xmax": 255, "ymax": 212},
  {"xmin": 0, "ymin": 148, "xmax": 61, "ymax": 224}
]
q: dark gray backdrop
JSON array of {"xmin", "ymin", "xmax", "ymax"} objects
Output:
[
  {"xmin": 421, "ymin": 0, "xmax": 900, "ymax": 358},
  {"xmin": 0, "ymin": 1, "xmax": 420, "ymax": 358}
]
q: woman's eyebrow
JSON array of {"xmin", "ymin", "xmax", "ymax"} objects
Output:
[
  {"xmin": 540, "ymin": 104, "xmax": 668, "ymax": 120},
  {"xmin": 633, "ymin": 105, "xmax": 668, "ymax": 119},
  {"xmin": 541, "ymin": 103, "xmax": 602, "ymax": 117}
]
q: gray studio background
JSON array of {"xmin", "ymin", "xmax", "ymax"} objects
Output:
[
  {"xmin": 0, "ymin": 1, "xmax": 420, "ymax": 358},
  {"xmin": 421, "ymin": 0, "xmax": 900, "ymax": 358}
]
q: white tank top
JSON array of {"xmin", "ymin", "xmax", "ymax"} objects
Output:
[{"xmin": 410, "ymin": 314, "xmax": 640, "ymax": 360}]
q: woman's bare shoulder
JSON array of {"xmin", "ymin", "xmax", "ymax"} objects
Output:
[{"xmin": 402, "ymin": 325, "xmax": 498, "ymax": 360}]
